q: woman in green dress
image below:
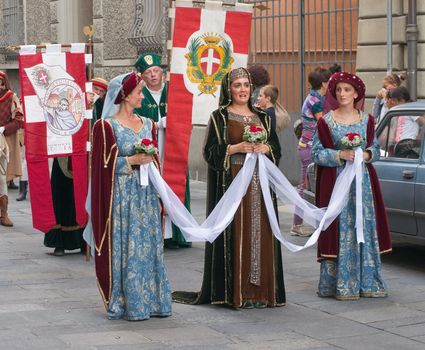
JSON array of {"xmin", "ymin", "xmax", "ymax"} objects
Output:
[{"xmin": 174, "ymin": 67, "xmax": 285, "ymax": 308}]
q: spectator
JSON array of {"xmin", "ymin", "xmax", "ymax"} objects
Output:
[
  {"xmin": 372, "ymin": 73, "xmax": 404, "ymax": 124},
  {"xmin": 248, "ymin": 63, "xmax": 271, "ymax": 106},
  {"xmin": 0, "ymin": 71, "xmax": 23, "ymax": 226},
  {"xmin": 291, "ymin": 67, "xmax": 331, "ymax": 236},
  {"xmin": 256, "ymin": 84, "xmax": 290, "ymax": 133}
]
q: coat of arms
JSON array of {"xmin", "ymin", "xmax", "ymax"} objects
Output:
[
  {"xmin": 185, "ymin": 33, "xmax": 234, "ymax": 95},
  {"xmin": 31, "ymin": 66, "xmax": 50, "ymax": 89}
]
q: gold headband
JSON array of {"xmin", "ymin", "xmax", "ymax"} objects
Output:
[{"xmin": 229, "ymin": 68, "xmax": 249, "ymax": 83}]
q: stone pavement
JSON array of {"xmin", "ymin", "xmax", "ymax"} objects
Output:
[{"xmin": 1, "ymin": 182, "xmax": 425, "ymax": 350}]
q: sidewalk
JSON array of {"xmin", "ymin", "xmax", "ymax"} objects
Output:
[{"xmin": 1, "ymin": 182, "xmax": 425, "ymax": 349}]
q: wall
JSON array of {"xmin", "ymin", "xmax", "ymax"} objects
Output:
[
  {"xmin": 356, "ymin": 0, "xmax": 425, "ymax": 112},
  {"xmin": 92, "ymin": 0, "xmax": 137, "ymax": 80}
]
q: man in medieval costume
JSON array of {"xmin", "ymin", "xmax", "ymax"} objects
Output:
[
  {"xmin": 88, "ymin": 77, "xmax": 108, "ymax": 124},
  {"xmin": 134, "ymin": 52, "xmax": 191, "ymax": 249},
  {"xmin": 0, "ymin": 71, "xmax": 23, "ymax": 226}
]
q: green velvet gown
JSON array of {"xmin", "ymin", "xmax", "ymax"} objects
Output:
[{"xmin": 173, "ymin": 69, "xmax": 286, "ymax": 307}]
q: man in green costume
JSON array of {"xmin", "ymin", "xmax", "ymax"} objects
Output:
[{"xmin": 134, "ymin": 52, "xmax": 191, "ymax": 248}]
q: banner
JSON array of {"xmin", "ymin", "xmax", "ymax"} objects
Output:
[
  {"xmin": 164, "ymin": 0, "xmax": 253, "ymax": 201},
  {"xmin": 18, "ymin": 44, "xmax": 90, "ymax": 233}
]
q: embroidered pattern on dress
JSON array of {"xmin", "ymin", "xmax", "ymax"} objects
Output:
[
  {"xmin": 227, "ymin": 111, "xmax": 263, "ymax": 286},
  {"xmin": 250, "ymin": 169, "xmax": 261, "ymax": 286}
]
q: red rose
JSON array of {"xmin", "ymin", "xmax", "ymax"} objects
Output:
[
  {"xmin": 345, "ymin": 133, "xmax": 359, "ymax": 141},
  {"xmin": 141, "ymin": 138, "xmax": 152, "ymax": 146},
  {"xmin": 249, "ymin": 124, "xmax": 263, "ymax": 133}
]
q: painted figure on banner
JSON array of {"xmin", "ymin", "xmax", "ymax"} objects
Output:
[
  {"xmin": 90, "ymin": 72, "xmax": 172, "ymax": 320},
  {"xmin": 43, "ymin": 81, "xmax": 85, "ymax": 135},
  {"xmin": 312, "ymin": 71, "xmax": 392, "ymax": 300},
  {"xmin": 134, "ymin": 52, "xmax": 192, "ymax": 249},
  {"xmin": 0, "ymin": 71, "xmax": 23, "ymax": 227},
  {"xmin": 173, "ymin": 67, "xmax": 286, "ymax": 309},
  {"xmin": 23, "ymin": 64, "xmax": 87, "ymax": 254},
  {"xmin": 25, "ymin": 64, "xmax": 85, "ymax": 136}
]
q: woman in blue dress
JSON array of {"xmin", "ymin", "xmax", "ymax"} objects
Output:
[
  {"xmin": 90, "ymin": 72, "xmax": 171, "ymax": 320},
  {"xmin": 312, "ymin": 72, "xmax": 392, "ymax": 300}
]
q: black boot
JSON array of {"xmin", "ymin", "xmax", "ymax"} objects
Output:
[
  {"xmin": 16, "ymin": 181, "xmax": 28, "ymax": 201},
  {"xmin": 8, "ymin": 180, "xmax": 18, "ymax": 190}
]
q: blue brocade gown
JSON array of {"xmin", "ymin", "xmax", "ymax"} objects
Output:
[
  {"xmin": 107, "ymin": 117, "xmax": 172, "ymax": 320},
  {"xmin": 312, "ymin": 111, "xmax": 387, "ymax": 300}
]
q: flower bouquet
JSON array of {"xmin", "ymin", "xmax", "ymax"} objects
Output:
[
  {"xmin": 242, "ymin": 124, "xmax": 267, "ymax": 143},
  {"xmin": 134, "ymin": 138, "xmax": 158, "ymax": 155},
  {"xmin": 340, "ymin": 133, "xmax": 363, "ymax": 149},
  {"xmin": 134, "ymin": 138, "xmax": 157, "ymax": 186}
]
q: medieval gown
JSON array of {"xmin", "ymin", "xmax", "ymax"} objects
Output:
[
  {"xmin": 312, "ymin": 111, "xmax": 391, "ymax": 300},
  {"xmin": 92, "ymin": 116, "xmax": 171, "ymax": 320},
  {"xmin": 173, "ymin": 71, "xmax": 285, "ymax": 307}
]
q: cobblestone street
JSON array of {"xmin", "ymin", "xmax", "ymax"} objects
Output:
[{"xmin": 1, "ymin": 182, "xmax": 425, "ymax": 349}]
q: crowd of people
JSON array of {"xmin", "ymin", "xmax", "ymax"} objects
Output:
[{"xmin": 3, "ymin": 52, "xmax": 411, "ymax": 321}]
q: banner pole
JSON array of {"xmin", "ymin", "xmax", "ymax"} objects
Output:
[{"xmin": 84, "ymin": 26, "xmax": 95, "ymax": 262}]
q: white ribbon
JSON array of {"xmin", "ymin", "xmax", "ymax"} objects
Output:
[
  {"xmin": 84, "ymin": 149, "xmax": 366, "ymax": 253},
  {"xmin": 157, "ymin": 117, "xmax": 166, "ymax": 166},
  {"xmin": 147, "ymin": 153, "xmax": 257, "ymax": 242},
  {"xmin": 148, "ymin": 150, "xmax": 365, "ymax": 250},
  {"xmin": 354, "ymin": 147, "xmax": 365, "ymax": 243},
  {"xmin": 139, "ymin": 164, "xmax": 149, "ymax": 186},
  {"xmin": 258, "ymin": 149, "xmax": 364, "ymax": 251}
]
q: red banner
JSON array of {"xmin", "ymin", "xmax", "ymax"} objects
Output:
[
  {"xmin": 18, "ymin": 46, "xmax": 89, "ymax": 233},
  {"xmin": 165, "ymin": 4, "xmax": 253, "ymax": 201}
]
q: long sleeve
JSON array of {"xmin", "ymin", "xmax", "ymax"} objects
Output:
[
  {"xmin": 115, "ymin": 156, "xmax": 133, "ymax": 175},
  {"xmin": 203, "ymin": 114, "xmax": 230, "ymax": 171},
  {"xmin": 3, "ymin": 93, "xmax": 23, "ymax": 136},
  {"xmin": 264, "ymin": 117, "xmax": 281, "ymax": 165},
  {"xmin": 365, "ymin": 131, "xmax": 381, "ymax": 163},
  {"xmin": 312, "ymin": 128, "xmax": 343, "ymax": 168}
]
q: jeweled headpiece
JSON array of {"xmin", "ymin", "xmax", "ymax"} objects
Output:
[{"xmin": 229, "ymin": 67, "xmax": 249, "ymax": 83}]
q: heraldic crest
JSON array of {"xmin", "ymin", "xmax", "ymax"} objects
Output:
[{"xmin": 185, "ymin": 32, "xmax": 234, "ymax": 95}]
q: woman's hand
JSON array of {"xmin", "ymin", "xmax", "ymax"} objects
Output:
[
  {"xmin": 228, "ymin": 141, "xmax": 254, "ymax": 155},
  {"xmin": 339, "ymin": 149, "xmax": 355, "ymax": 161},
  {"xmin": 128, "ymin": 153, "xmax": 153, "ymax": 165},
  {"xmin": 363, "ymin": 150, "xmax": 372, "ymax": 162},
  {"xmin": 253, "ymin": 142, "xmax": 270, "ymax": 154}
]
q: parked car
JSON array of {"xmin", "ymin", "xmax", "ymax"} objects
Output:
[{"xmin": 304, "ymin": 101, "xmax": 425, "ymax": 246}]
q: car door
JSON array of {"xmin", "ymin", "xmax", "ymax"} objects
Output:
[
  {"xmin": 374, "ymin": 112, "xmax": 423, "ymax": 236},
  {"xmin": 414, "ymin": 151, "xmax": 425, "ymax": 239}
]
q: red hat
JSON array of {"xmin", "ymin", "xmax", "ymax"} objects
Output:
[
  {"xmin": 114, "ymin": 72, "xmax": 143, "ymax": 104},
  {"xmin": 327, "ymin": 71, "xmax": 365, "ymax": 102},
  {"xmin": 91, "ymin": 77, "xmax": 108, "ymax": 90}
]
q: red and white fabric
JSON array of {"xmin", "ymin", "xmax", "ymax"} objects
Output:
[
  {"xmin": 164, "ymin": 0, "xmax": 253, "ymax": 201},
  {"xmin": 18, "ymin": 44, "xmax": 90, "ymax": 233}
]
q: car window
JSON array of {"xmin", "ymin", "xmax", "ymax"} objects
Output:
[{"xmin": 378, "ymin": 114, "xmax": 425, "ymax": 159}]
